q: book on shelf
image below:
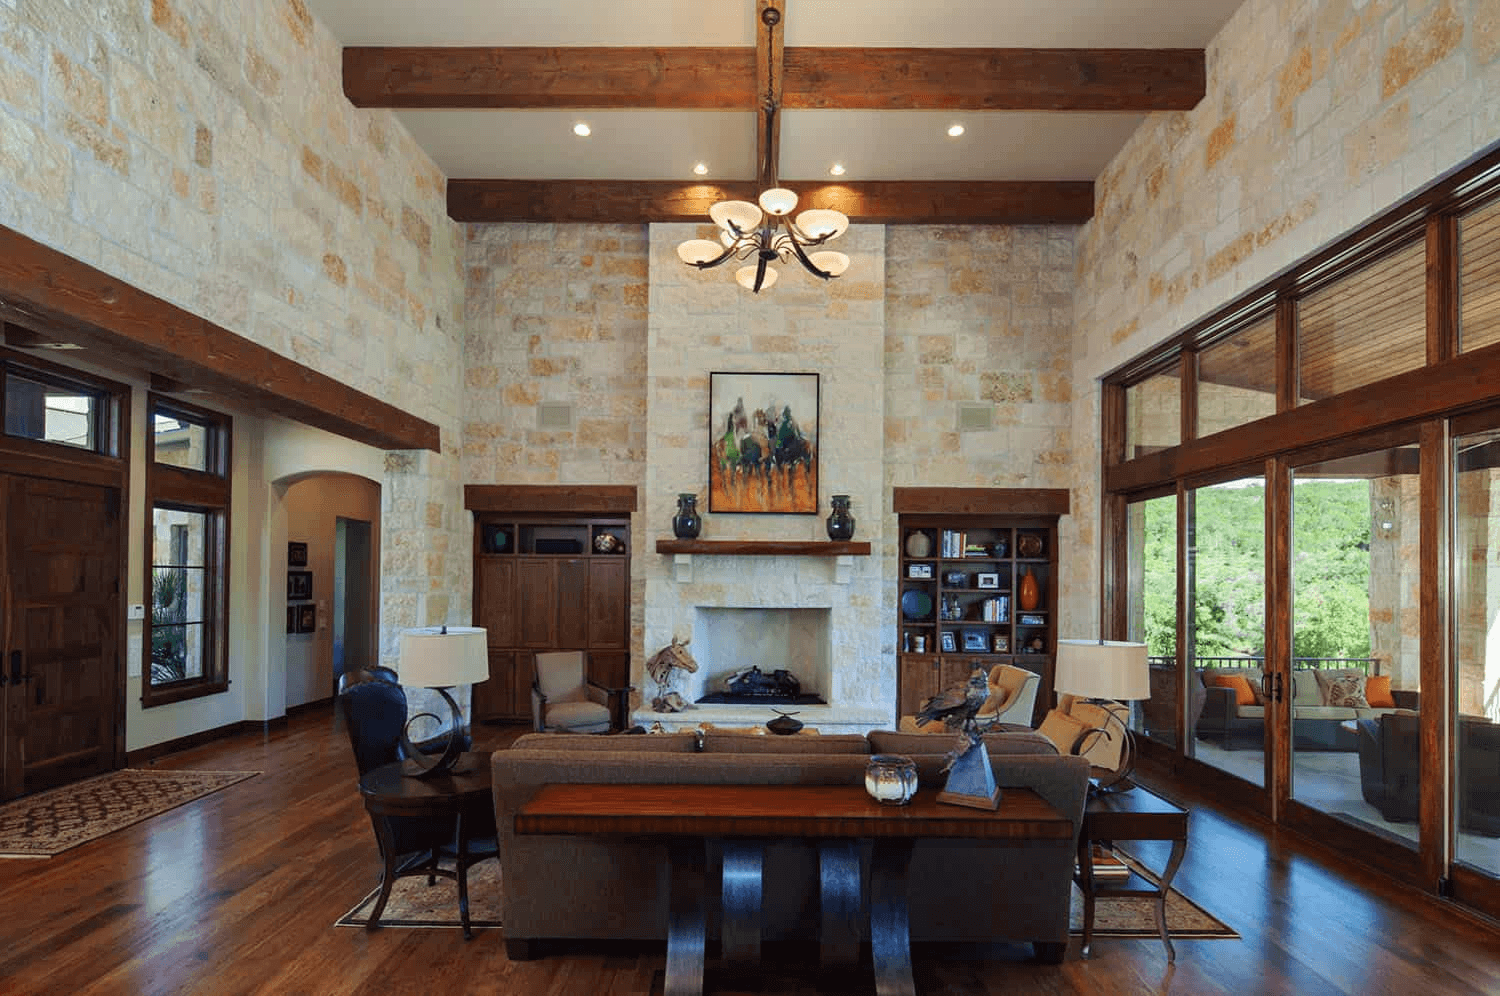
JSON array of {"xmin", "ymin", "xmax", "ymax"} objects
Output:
[{"xmin": 1079, "ymin": 845, "xmax": 1131, "ymax": 881}]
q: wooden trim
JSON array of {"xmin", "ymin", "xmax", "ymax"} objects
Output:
[
  {"xmin": 447, "ymin": 179, "xmax": 1094, "ymax": 225},
  {"xmin": 1427, "ymin": 214, "xmax": 1459, "ymax": 365},
  {"xmin": 1419, "ymin": 419, "xmax": 1451, "ymax": 888},
  {"xmin": 1180, "ymin": 348, "xmax": 1198, "ymax": 443},
  {"xmin": 124, "ymin": 715, "xmax": 294, "ymax": 766},
  {"xmin": 464, "ymin": 484, "xmax": 638, "ymax": 514},
  {"xmin": 0, "ymin": 435, "xmax": 125, "ymax": 490},
  {"xmin": 1105, "ymin": 337, "xmax": 1500, "ymax": 495},
  {"xmin": 655, "ymin": 539, "xmax": 870, "ymax": 556},
  {"xmin": 0, "ymin": 225, "xmax": 439, "ymax": 452},
  {"xmin": 1275, "ymin": 297, "xmax": 1297, "ymax": 412},
  {"xmin": 341, "ymin": 45, "xmax": 1203, "ymax": 112},
  {"xmin": 1175, "ymin": 482, "xmax": 1190, "ymax": 752},
  {"xmin": 1102, "ymin": 493, "xmax": 1127, "ymax": 641},
  {"xmin": 892, "ymin": 487, "xmax": 1070, "ymax": 516},
  {"xmin": 1265, "ymin": 457, "xmax": 1290, "ymax": 823}
]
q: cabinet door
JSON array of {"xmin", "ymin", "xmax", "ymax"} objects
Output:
[
  {"xmin": 587, "ymin": 559, "xmax": 628, "ymax": 650},
  {"xmin": 555, "ymin": 558, "xmax": 589, "ymax": 649},
  {"xmin": 941, "ymin": 657, "xmax": 984, "ymax": 691},
  {"xmin": 898, "ymin": 655, "xmax": 941, "ymax": 718},
  {"xmin": 517, "ymin": 559, "xmax": 557, "ymax": 647},
  {"xmin": 474, "ymin": 557, "xmax": 517, "ymax": 647},
  {"xmin": 590, "ymin": 650, "xmax": 630, "ymax": 691},
  {"xmin": 513, "ymin": 651, "xmax": 536, "ymax": 722},
  {"xmin": 472, "ymin": 649, "xmax": 513, "ymax": 721}
]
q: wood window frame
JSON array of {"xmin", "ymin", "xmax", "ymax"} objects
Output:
[{"xmin": 143, "ymin": 394, "xmax": 231, "ymax": 708}]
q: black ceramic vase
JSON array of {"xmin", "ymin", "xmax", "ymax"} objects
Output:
[
  {"xmin": 826, "ymin": 494, "xmax": 855, "ymax": 540},
  {"xmin": 672, "ymin": 493, "xmax": 702, "ymax": 539}
]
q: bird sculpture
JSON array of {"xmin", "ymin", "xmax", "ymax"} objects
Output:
[{"xmin": 915, "ymin": 667, "xmax": 991, "ymax": 739}]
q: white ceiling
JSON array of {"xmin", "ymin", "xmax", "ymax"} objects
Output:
[{"xmin": 304, "ymin": 0, "xmax": 1244, "ymax": 186}]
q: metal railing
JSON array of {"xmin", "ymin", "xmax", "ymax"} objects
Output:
[{"xmin": 1146, "ymin": 654, "xmax": 1382, "ymax": 675}]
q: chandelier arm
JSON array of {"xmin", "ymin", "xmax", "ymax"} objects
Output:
[
  {"xmin": 786, "ymin": 234, "xmax": 835, "ymax": 280},
  {"xmin": 690, "ymin": 241, "xmax": 749, "ymax": 271},
  {"xmin": 753, "ymin": 254, "xmax": 770, "ymax": 293},
  {"xmin": 784, "ymin": 219, "xmax": 834, "ymax": 247}
]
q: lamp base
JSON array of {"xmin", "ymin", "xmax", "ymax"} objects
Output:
[
  {"xmin": 400, "ymin": 686, "xmax": 468, "ymax": 779},
  {"xmin": 1076, "ymin": 698, "xmax": 1140, "ymax": 796}
]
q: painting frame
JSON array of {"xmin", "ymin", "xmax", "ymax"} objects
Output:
[
  {"xmin": 287, "ymin": 541, "xmax": 308, "ymax": 567},
  {"xmin": 287, "ymin": 570, "xmax": 312, "ymax": 601},
  {"xmin": 708, "ymin": 371, "xmax": 819, "ymax": 514},
  {"xmin": 296, "ymin": 603, "xmax": 317, "ymax": 634}
]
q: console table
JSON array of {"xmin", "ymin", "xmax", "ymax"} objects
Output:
[
  {"xmin": 516, "ymin": 782, "xmax": 1071, "ymax": 996},
  {"xmin": 1073, "ymin": 784, "xmax": 1189, "ymax": 962}
]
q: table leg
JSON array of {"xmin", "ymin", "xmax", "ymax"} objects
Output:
[
  {"xmin": 1078, "ymin": 830, "xmax": 1097, "ymax": 959},
  {"xmin": 1153, "ymin": 839, "xmax": 1187, "ymax": 963},
  {"xmin": 366, "ymin": 815, "xmax": 399, "ymax": 929},
  {"xmin": 665, "ymin": 839, "xmax": 707, "ymax": 996},
  {"xmin": 870, "ymin": 838, "xmax": 915, "ymax": 996},
  {"xmin": 455, "ymin": 809, "xmax": 473, "ymax": 941},
  {"xmin": 818, "ymin": 840, "xmax": 862, "ymax": 968},
  {"xmin": 720, "ymin": 840, "xmax": 762, "ymax": 966}
]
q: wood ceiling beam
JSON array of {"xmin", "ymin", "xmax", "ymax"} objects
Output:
[
  {"xmin": 0, "ymin": 225, "xmax": 440, "ymax": 453},
  {"xmin": 447, "ymin": 179, "xmax": 1094, "ymax": 224},
  {"xmin": 343, "ymin": 46, "xmax": 1204, "ymax": 112}
]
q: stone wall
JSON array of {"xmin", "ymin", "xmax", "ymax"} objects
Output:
[{"xmin": 1, "ymin": 0, "xmax": 469, "ymax": 676}]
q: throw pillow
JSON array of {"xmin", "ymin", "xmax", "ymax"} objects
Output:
[
  {"xmin": 1365, "ymin": 675, "xmax": 1397, "ymax": 709},
  {"xmin": 1316, "ymin": 671, "xmax": 1370, "ymax": 709},
  {"xmin": 1037, "ymin": 709, "xmax": 1091, "ymax": 755},
  {"xmin": 1069, "ymin": 701, "xmax": 1125, "ymax": 771},
  {"xmin": 1207, "ymin": 673, "xmax": 1257, "ymax": 707}
]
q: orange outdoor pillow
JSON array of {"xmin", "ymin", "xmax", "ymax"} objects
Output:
[
  {"xmin": 1366, "ymin": 675, "xmax": 1396, "ymax": 709},
  {"xmin": 1208, "ymin": 674, "xmax": 1257, "ymax": 707}
]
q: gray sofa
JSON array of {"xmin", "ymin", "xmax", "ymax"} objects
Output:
[
  {"xmin": 490, "ymin": 728, "xmax": 1090, "ymax": 962},
  {"xmin": 1197, "ymin": 666, "xmax": 1418, "ymax": 751}
]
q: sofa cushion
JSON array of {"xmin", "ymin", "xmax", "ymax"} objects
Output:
[
  {"xmin": 1293, "ymin": 705, "xmax": 1358, "ymax": 720},
  {"xmin": 1315, "ymin": 670, "xmax": 1370, "ymax": 708},
  {"xmin": 1290, "ymin": 670, "xmax": 1323, "ymax": 707},
  {"xmin": 1365, "ymin": 675, "xmax": 1396, "ymax": 708},
  {"xmin": 701, "ymin": 730, "xmax": 869, "ymax": 754},
  {"xmin": 867, "ymin": 730, "xmax": 1058, "ymax": 757},
  {"xmin": 1037, "ymin": 709, "xmax": 1091, "ymax": 754},
  {"xmin": 1207, "ymin": 673, "xmax": 1256, "ymax": 706},
  {"xmin": 1237, "ymin": 705, "xmax": 1265, "ymax": 719},
  {"xmin": 1200, "ymin": 666, "xmax": 1264, "ymax": 704},
  {"xmin": 511, "ymin": 732, "xmax": 699, "ymax": 752}
]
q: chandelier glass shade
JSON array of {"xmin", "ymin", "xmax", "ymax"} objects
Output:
[{"xmin": 678, "ymin": 187, "xmax": 850, "ymax": 294}]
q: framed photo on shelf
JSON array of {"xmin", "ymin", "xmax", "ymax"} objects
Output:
[
  {"xmin": 708, "ymin": 371, "xmax": 819, "ymax": 514},
  {"xmin": 992, "ymin": 633, "xmax": 1010, "ymax": 653},
  {"xmin": 976, "ymin": 572, "xmax": 999, "ymax": 589},
  {"xmin": 296, "ymin": 603, "xmax": 317, "ymax": 634},
  {"xmin": 907, "ymin": 562, "xmax": 933, "ymax": 579},
  {"xmin": 940, "ymin": 631, "xmax": 957, "ymax": 653},
  {"xmin": 962, "ymin": 629, "xmax": 989, "ymax": 652},
  {"xmin": 287, "ymin": 570, "xmax": 312, "ymax": 601},
  {"xmin": 1019, "ymin": 613, "xmax": 1046, "ymax": 626},
  {"xmin": 288, "ymin": 541, "xmax": 308, "ymax": 567}
]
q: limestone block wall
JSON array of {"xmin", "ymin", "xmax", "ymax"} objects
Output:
[
  {"xmin": 2, "ymin": 0, "xmax": 469, "ymax": 682},
  {"xmin": 884, "ymin": 226, "xmax": 1089, "ymax": 636},
  {"xmin": 1071, "ymin": 0, "xmax": 1500, "ymax": 642}
]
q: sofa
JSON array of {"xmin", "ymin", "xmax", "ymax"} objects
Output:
[
  {"xmin": 1197, "ymin": 666, "xmax": 1417, "ymax": 751},
  {"xmin": 1357, "ymin": 711, "xmax": 1500, "ymax": 835},
  {"xmin": 490, "ymin": 728, "xmax": 1090, "ymax": 962}
]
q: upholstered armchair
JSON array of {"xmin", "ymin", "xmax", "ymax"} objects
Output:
[
  {"xmin": 899, "ymin": 663, "xmax": 1041, "ymax": 734},
  {"xmin": 531, "ymin": 650, "xmax": 617, "ymax": 734}
]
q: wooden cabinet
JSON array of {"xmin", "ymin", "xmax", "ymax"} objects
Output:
[
  {"xmin": 471, "ymin": 517, "xmax": 631, "ymax": 722},
  {"xmin": 895, "ymin": 513, "xmax": 1060, "ymax": 725}
]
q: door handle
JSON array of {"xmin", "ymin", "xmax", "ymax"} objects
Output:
[{"xmin": 1273, "ymin": 672, "xmax": 1285, "ymax": 704}]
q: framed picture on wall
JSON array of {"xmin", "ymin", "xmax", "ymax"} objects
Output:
[
  {"xmin": 296, "ymin": 604, "xmax": 317, "ymax": 634},
  {"xmin": 286, "ymin": 606, "xmax": 298, "ymax": 634},
  {"xmin": 708, "ymin": 371, "xmax": 819, "ymax": 514},
  {"xmin": 288, "ymin": 570, "xmax": 312, "ymax": 601},
  {"xmin": 288, "ymin": 541, "xmax": 308, "ymax": 567}
]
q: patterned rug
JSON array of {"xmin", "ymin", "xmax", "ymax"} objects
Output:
[
  {"xmin": 0, "ymin": 768, "xmax": 259, "ymax": 858},
  {"xmin": 334, "ymin": 856, "xmax": 1233, "ymax": 940}
]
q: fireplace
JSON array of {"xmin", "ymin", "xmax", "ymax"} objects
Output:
[{"xmin": 688, "ymin": 606, "xmax": 831, "ymax": 704}]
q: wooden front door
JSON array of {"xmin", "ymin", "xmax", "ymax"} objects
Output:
[{"xmin": 1, "ymin": 473, "xmax": 122, "ymax": 800}]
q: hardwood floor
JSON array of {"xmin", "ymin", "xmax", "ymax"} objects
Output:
[{"xmin": 2, "ymin": 708, "xmax": 1499, "ymax": 995}]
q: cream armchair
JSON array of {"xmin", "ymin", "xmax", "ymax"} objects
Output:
[
  {"xmin": 899, "ymin": 663, "xmax": 1041, "ymax": 733},
  {"xmin": 531, "ymin": 651, "xmax": 614, "ymax": 734}
]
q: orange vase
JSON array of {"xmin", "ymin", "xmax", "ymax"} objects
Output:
[{"xmin": 1018, "ymin": 567, "xmax": 1040, "ymax": 611}]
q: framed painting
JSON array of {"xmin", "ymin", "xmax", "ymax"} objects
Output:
[
  {"xmin": 708, "ymin": 371, "xmax": 819, "ymax": 514},
  {"xmin": 287, "ymin": 570, "xmax": 312, "ymax": 601},
  {"xmin": 287, "ymin": 541, "xmax": 308, "ymax": 567}
]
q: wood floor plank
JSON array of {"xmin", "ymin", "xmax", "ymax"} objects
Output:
[{"xmin": 0, "ymin": 709, "xmax": 1497, "ymax": 995}]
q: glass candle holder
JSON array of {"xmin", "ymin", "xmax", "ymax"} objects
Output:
[{"xmin": 865, "ymin": 754, "xmax": 918, "ymax": 806}]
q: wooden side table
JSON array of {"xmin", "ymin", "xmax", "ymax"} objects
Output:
[
  {"xmin": 1074, "ymin": 784, "xmax": 1189, "ymax": 962},
  {"xmin": 358, "ymin": 751, "xmax": 495, "ymax": 939}
]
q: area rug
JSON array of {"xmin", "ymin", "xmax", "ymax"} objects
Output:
[
  {"xmin": 0, "ymin": 768, "xmax": 259, "ymax": 858},
  {"xmin": 336, "ymin": 857, "xmax": 503, "ymax": 929},
  {"xmin": 1068, "ymin": 852, "xmax": 1237, "ymax": 939}
]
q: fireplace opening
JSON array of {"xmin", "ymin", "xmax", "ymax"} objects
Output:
[
  {"xmin": 696, "ymin": 665, "xmax": 826, "ymax": 705},
  {"xmin": 688, "ymin": 606, "xmax": 831, "ymax": 705}
]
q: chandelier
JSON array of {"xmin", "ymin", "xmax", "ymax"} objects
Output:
[{"xmin": 676, "ymin": 8, "xmax": 850, "ymax": 293}]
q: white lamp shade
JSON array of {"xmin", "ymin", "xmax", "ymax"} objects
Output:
[
  {"xmin": 795, "ymin": 208, "xmax": 849, "ymax": 240},
  {"xmin": 758, "ymin": 187, "xmax": 799, "ymax": 216},
  {"xmin": 808, "ymin": 250, "xmax": 850, "ymax": 277},
  {"xmin": 735, "ymin": 264, "xmax": 777, "ymax": 291},
  {"xmin": 709, "ymin": 199, "xmax": 762, "ymax": 234},
  {"xmin": 399, "ymin": 626, "xmax": 489, "ymax": 687},
  {"xmin": 677, "ymin": 239, "xmax": 723, "ymax": 265},
  {"xmin": 1054, "ymin": 639, "xmax": 1150, "ymax": 701}
]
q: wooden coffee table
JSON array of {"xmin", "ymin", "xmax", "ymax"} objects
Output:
[
  {"xmin": 1073, "ymin": 784, "xmax": 1189, "ymax": 962},
  {"xmin": 516, "ymin": 782, "xmax": 1072, "ymax": 996}
]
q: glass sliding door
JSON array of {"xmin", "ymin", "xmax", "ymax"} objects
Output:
[
  {"xmin": 1453, "ymin": 427, "xmax": 1500, "ymax": 879},
  {"xmin": 1127, "ymin": 493, "xmax": 1178, "ymax": 747},
  {"xmin": 1288, "ymin": 443, "xmax": 1421, "ymax": 848},
  {"xmin": 1186, "ymin": 477, "xmax": 1267, "ymax": 787}
]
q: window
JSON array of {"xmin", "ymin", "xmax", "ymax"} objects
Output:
[
  {"xmin": 143, "ymin": 395, "xmax": 231, "ymax": 707},
  {"xmin": 1125, "ymin": 368, "xmax": 1181, "ymax": 459},
  {"xmin": 2, "ymin": 365, "xmax": 108, "ymax": 452}
]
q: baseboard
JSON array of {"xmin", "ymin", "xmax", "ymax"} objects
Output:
[{"xmin": 125, "ymin": 705, "xmax": 324, "ymax": 766}]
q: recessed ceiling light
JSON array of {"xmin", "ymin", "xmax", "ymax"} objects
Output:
[
  {"xmin": 573, "ymin": 122, "xmax": 591, "ymax": 137},
  {"xmin": 947, "ymin": 123, "xmax": 965, "ymax": 138},
  {"xmin": 829, "ymin": 163, "xmax": 846, "ymax": 176},
  {"xmin": 693, "ymin": 162, "xmax": 708, "ymax": 175}
]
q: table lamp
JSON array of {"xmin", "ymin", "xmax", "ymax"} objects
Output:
[
  {"xmin": 397, "ymin": 625, "xmax": 488, "ymax": 778},
  {"xmin": 1054, "ymin": 639, "xmax": 1150, "ymax": 793}
]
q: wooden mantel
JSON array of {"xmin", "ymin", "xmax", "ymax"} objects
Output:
[{"xmin": 655, "ymin": 539, "xmax": 871, "ymax": 556}]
